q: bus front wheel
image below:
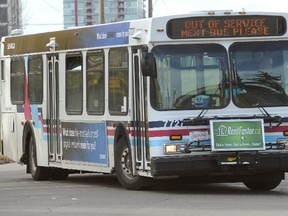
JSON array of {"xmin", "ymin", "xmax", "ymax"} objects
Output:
[
  {"xmin": 243, "ymin": 180, "xmax": 282, "ymax": 191},
  {"xmin": 28, "ymin": 136, "xmax": 50, "ymax": 181},
  {"xmin": 115, "ymin": 138, "xmax": 144, "ymax": 190}
]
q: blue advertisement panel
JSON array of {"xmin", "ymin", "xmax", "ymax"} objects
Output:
[
  {"xmin": 62, "ymin": 122, "xmax": 108, "ymax": 165},
  {"xmin": 78, "ymin": 22, "xmax": 130, "ymax": 48}
]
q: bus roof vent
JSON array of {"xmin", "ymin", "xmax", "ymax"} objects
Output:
[
  {"xmin": 11, "ymin": 29, "xmax": 24, "ymax": 36},
  {"xmin": 46, "ymin": 37, "xmax": 59, "ymax": 51}
]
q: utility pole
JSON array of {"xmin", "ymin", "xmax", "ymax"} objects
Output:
[
  {"xmin": 74, "ymin": 0, "xmax": 78, "ymax": 26},
  {"xmin": 10, "ymin": 0, "xmax": 22, "ymax": 30},
  {"xmin": 148, "ymin": 0, "xmax": 153, "ymax": 18},
  {"xmin": 99, "ymin": 0, "xmax": 105, "ymax": 24}
]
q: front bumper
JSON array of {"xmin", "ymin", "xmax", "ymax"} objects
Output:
[{"xmin": 151, "ymin": 151, "xmax": 288, "ymax": 178}]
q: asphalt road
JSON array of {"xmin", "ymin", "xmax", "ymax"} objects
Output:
[{"xmin": 0, "ymin": 163, "xmax": 288, "ymax": 216}]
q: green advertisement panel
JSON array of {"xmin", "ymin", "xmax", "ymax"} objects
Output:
[{"xmin": 210, "ymin": 119, "xmax": 265, "ymax": 151}]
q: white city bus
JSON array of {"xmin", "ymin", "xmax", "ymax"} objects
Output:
[{"xmin": 1, "ymin": 11, "xmax": 288, "ymax": 190}]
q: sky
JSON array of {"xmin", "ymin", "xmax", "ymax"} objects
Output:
[{"xmin": 23, "ymin": 0, "xmax": 288, "ymax": 34}]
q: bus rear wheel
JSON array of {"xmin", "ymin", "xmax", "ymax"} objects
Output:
[
  {"xmin": 115, "ymin": 138, "xmax": 144, "ymax": 190},
  {"xmin": 29, "ymin": 136, "xmax": 50, "ymax": 181}
]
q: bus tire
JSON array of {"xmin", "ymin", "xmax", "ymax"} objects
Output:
[
  {"xmin": 115, "ymin": 137, "xmax": 144, "ymax": 190},
  {"xmin": 243, "ymin": 180, "xmax": 282, "ymax": 191},
  {"xmin": 28, "ymin": 136, "xmax": 50, "ymax": 181}
]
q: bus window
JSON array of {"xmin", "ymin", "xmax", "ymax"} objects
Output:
[
  {"xmin": 66, "ymin": 53, "xmax": 83, "ymax": 114},
  {"xmin": 11, "ymin": 57, "xmax": 25, "ymax": 104},
  {"xmin": 86, "ymin": 50, "xmax": 105, "ymax": 115},
  {"xmin": 230, "ymin": 41, "xmax": 288, "ymax": 107},
  {"xmin": 151, "ymin": 44, "xmax": 229, "ymax": 110},
  {"xmin": 108, "ymin": 48, "xmax": 128, "ymax": 115},
  {"xmin": 28, "ymin": 56, "xmax": 43, "ymax": 104},
  {"xmin": 1, "ymin": 60, "xmax": 4, "ymax": 81}
]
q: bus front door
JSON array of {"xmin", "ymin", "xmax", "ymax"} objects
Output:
[
  {"xmin": 132, "ymin": 51, "xmax": 150, "ymax": 173},
  {"xmin": 47, "ymin": 55, "xmax": 61, "ymax": 162}
]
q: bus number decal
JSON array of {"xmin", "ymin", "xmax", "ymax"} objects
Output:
[
  {"xmin": 7, "ymin": 43, "xmax": 15, "ymax": 50},
  {"xmin": 164, "ymin": 120, "xmax": 183, "ymax": 127}
]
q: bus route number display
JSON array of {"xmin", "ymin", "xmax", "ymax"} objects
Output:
[{"xmin": 167, "ymin": 15, "xmax": 286, "ymax": 39}]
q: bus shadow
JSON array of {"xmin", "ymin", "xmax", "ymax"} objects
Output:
[
  {"xmin": 64, "ymin": 173, "xmax": 288, "ymax": 196},
  {"xmin": 66, "ymin": 173, "xmax": 121, "ymax": 188}
]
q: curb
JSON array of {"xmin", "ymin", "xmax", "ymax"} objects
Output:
[{"xmin": 0, "ymin": 160, "xmax": 10, "ymax": 165}]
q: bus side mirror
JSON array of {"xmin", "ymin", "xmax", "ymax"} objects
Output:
[{"xmin": 141, "ymin": 52, "xmax": 157, "ymax": 78}]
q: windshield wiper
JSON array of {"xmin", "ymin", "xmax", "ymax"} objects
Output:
[
  {"xmin": 193, "ymin": 77, "xmax": 226, "ymax": 120},
  {"xmin": 231, "ymin": 59, "xmax": 272, "ymax": 118},
  {"xmin": 185, "ymin": 59, "xmax": 229, "ymax": 125},
  {"xmin": 183, "ymin": 60, "xmax": 282, "ymax": 128}
]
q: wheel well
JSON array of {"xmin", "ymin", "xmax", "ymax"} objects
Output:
[
  {"xmin": 114, "ymin": 122, "xmax": 130, "ymax": 149},
  {"xmin": 113, "ymin": 122, "xmax": 130, "ymax": 168},
  {"xmin": 20, "ymin": 122, "xmax": 34, "ymax": 167}
]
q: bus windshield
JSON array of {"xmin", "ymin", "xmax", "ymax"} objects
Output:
[
  {"xmin": 230, "ymin": 41, "xmax": 288, "ymax": 107},
  {"xmin": 151, "ymin": 44, "xmax": 229, "ymax": 110},
  {"xmin": 150, "ymin": 42, "xmax": 288, "ymax": 110}
]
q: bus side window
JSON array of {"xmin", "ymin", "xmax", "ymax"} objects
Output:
[
  {"xmin": 108, "ymin": 48, "xmax": 128, "ymax": 115},
  {"xmin": 28, "ymin": 56, "xmax": 43, "ymax": 104},
  {"xmin": 66, "ymin": 53, "xmax": 83, "ymax": 114},
  {"xmin": 1, "ymin": 59, "xmax": 4, "ymax": 81},
  {"xmin": 86, "ymin": 50, "xmax": 105, "ymax": 115},
  {"xmin": 11, "ymin": 57, "xmax": 25, "ymax": 104}
]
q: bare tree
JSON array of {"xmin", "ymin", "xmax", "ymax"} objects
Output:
[
  {"xmin": 7, "ymin": 0, "xmax": 30, "ymax": 35},
  {"xmin": 20, "ymin": 0, "xmax": 31, "ymax": 30}
]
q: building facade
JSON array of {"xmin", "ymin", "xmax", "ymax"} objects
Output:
[
  {"xmin": 0, "ymin": 0, "xmax": 22, "ymax": 38},
  {"xmin": 63, "ymin": 0, "xmax": 146, "ymax": 29}
]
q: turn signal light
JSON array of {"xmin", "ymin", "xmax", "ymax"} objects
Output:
[{"xmin": 170, "ymin": 135, "xmax": 182, "ymax": 141}]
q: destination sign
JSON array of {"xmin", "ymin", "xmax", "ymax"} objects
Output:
[{"xmin": 167, "ymin": 15, "xmax": 286, "ymax": 39}]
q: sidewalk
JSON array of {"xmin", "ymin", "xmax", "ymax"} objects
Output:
[
  {"xmin": 0, "ymin": 155, "xmax": 24, "ymax": 171},
  {"xmin": 0, "ymin": 155, "xmax": 14, "ymax": 165},
  {"xmin": 0, "ymin": 163, "xmax": 24, "ymax": 172}
]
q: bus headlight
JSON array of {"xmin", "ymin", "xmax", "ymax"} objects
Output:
[{"xmin": 164, "ymin": 142, "xmax": 188, "ymax": 154}]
